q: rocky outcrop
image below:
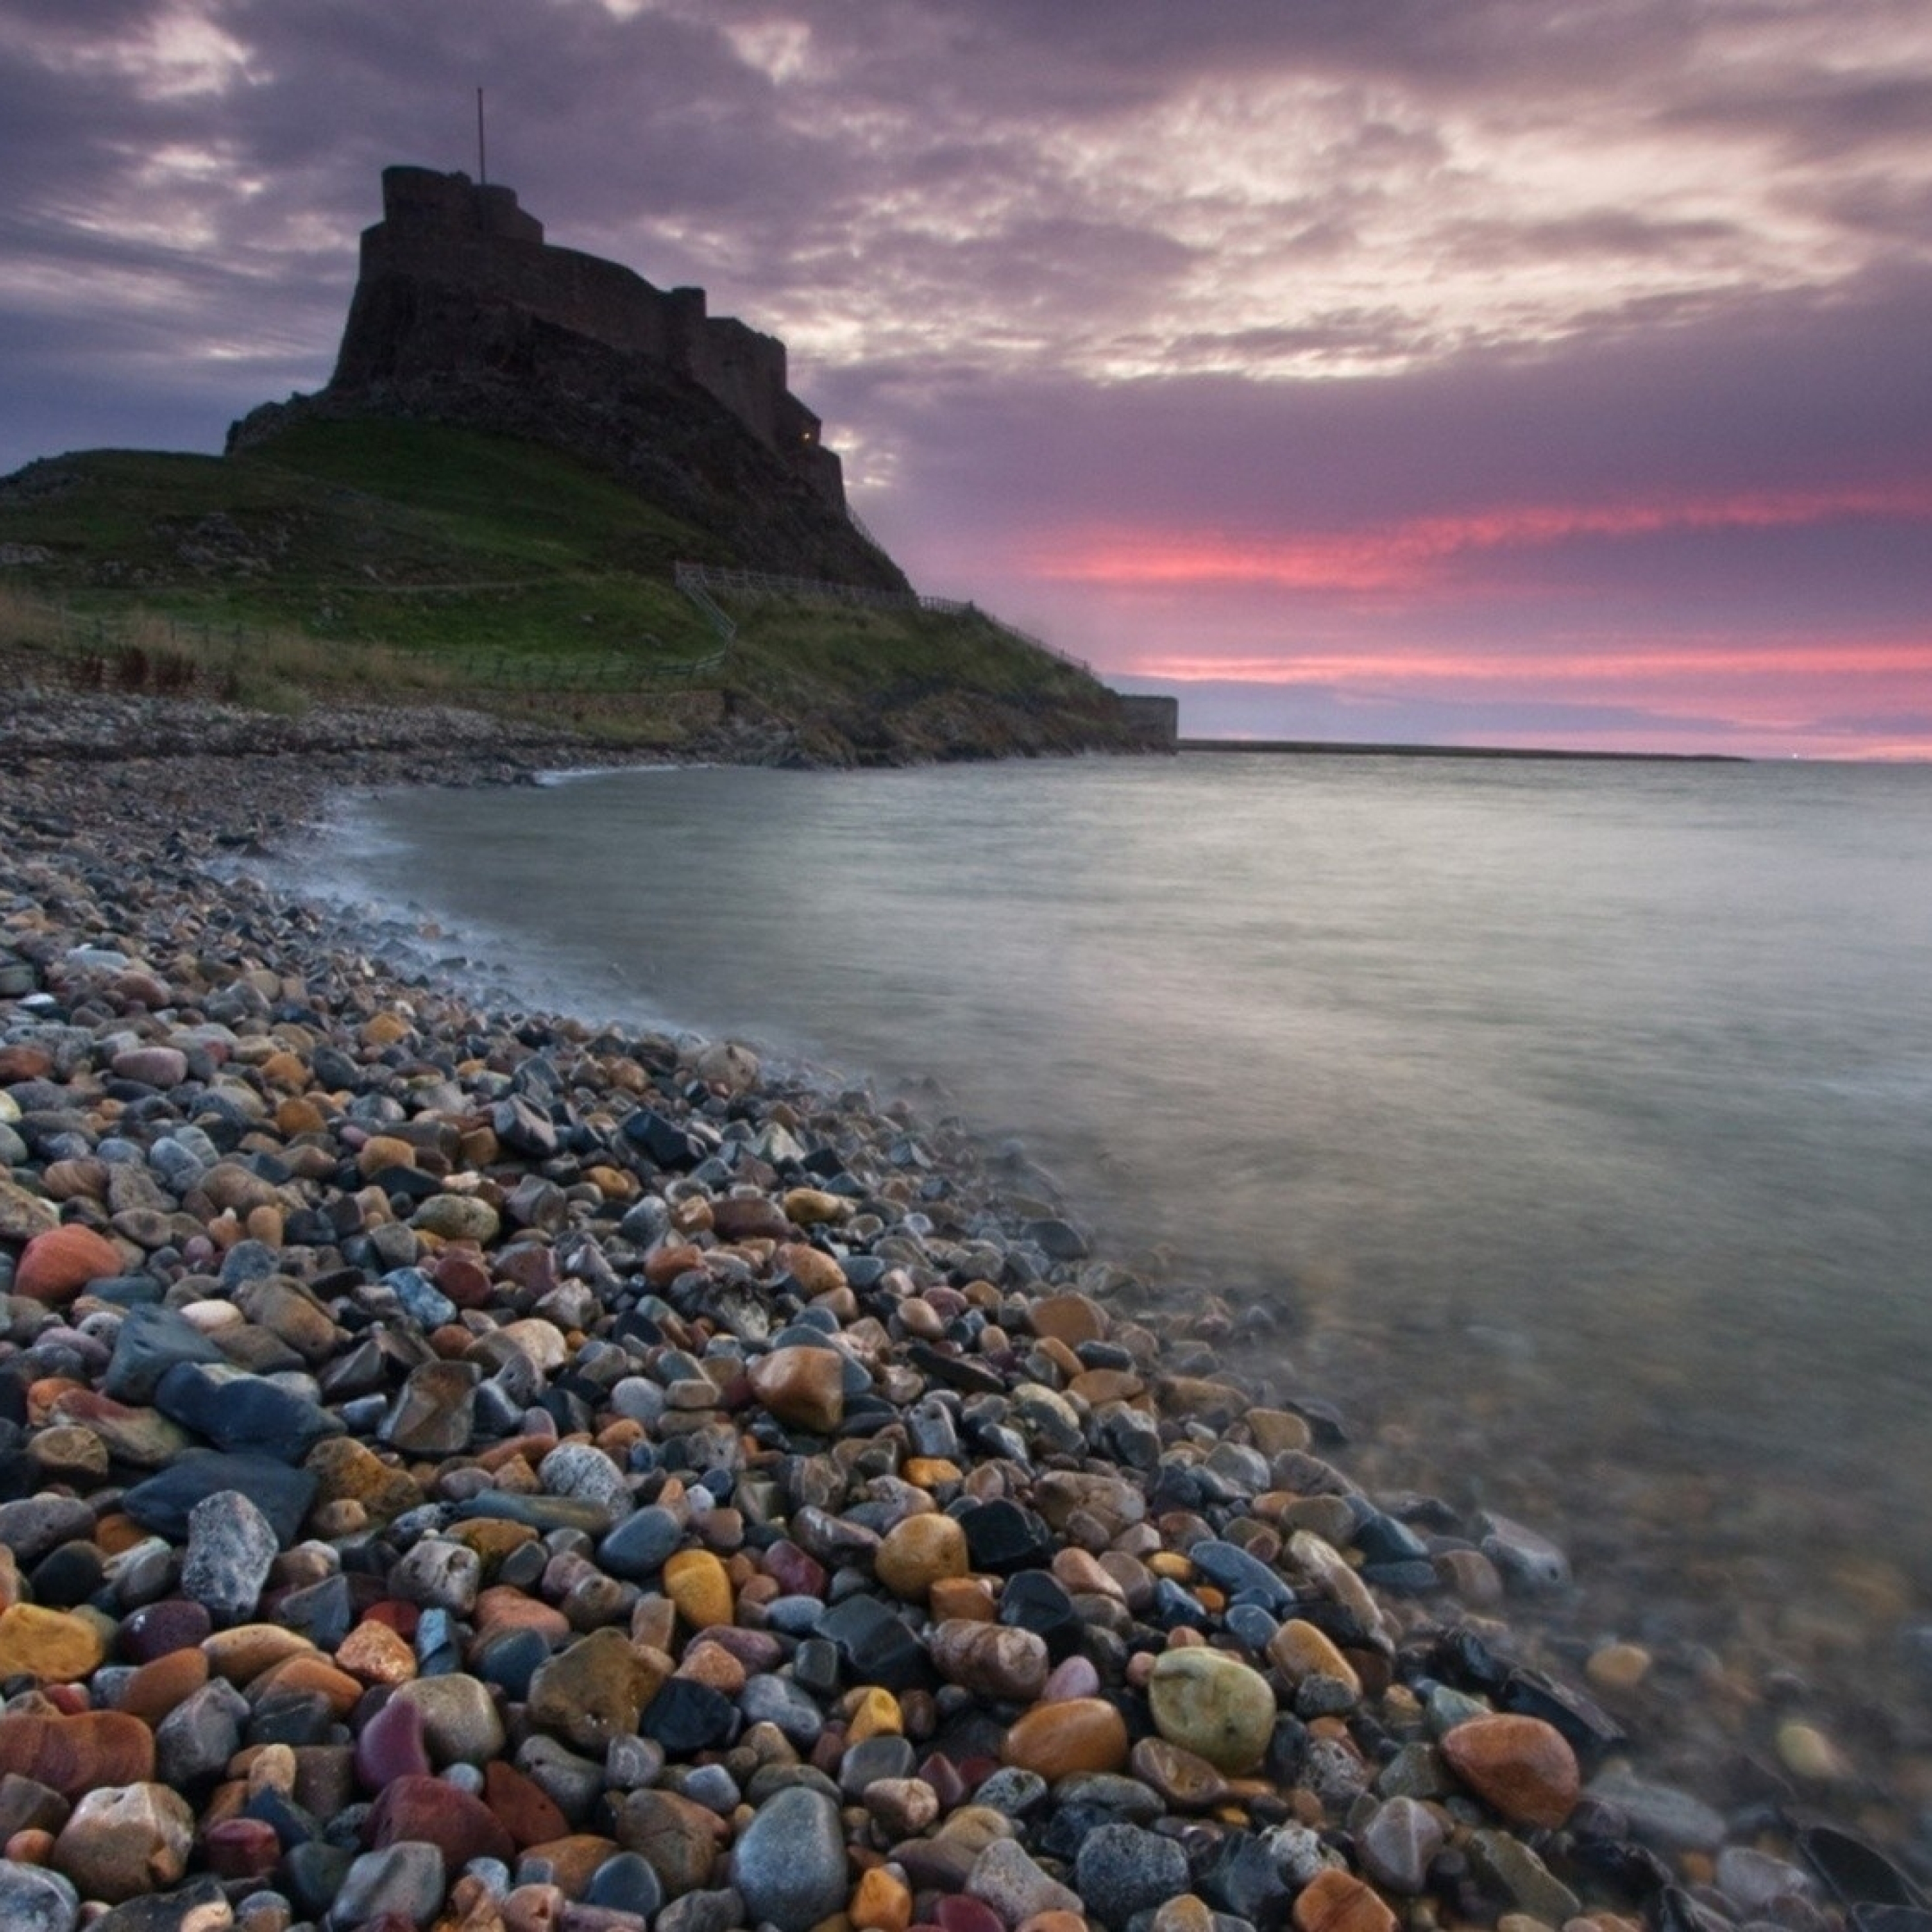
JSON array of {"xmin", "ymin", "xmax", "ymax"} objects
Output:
[{"xmin": 229, "ymin": 287, "xmax": 905, "ymax": 591}]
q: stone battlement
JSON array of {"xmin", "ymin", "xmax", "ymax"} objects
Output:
[{"xmin": 334, "ymin": 167, "xmax": 843, "ymax": 507}]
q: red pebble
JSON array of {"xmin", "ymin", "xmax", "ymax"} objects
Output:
[
  {"xmin": 204, "ymin": 1817, "xmax": 282, "ymax": 1881},
  {"xmin": 917, "ymin": 1753, "xmax": 969, "ymax": 1810},
  {"xmin": 483, "ymin": 1760, "xmax": 569, "ymax": 1850},
  {"xmin": 761, "ymin": 1540, "xmax": 827, "ymax": 1599},
  {"xmin": 364, "ymin": 1601, "xmax": 422, "ymax": 1638},
  {"xmin": 353, "ymin": 1693, "xmax": 432, "ymax": 1792},
  {"xmin": 936, "ymin": 1898, "xmax": 1006, "ymax": 1932},
  {"xmin": 367, "ymin": 1773, "xmax": 516, "ymax": 1869}
]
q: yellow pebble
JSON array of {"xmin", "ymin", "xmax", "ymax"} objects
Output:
[
  {"xmin": 1776, "ymin": 1720, "xmax": 1854, "ymax": 1784},
  {"xmin": 663, "ymin": 1548, "xmax": 735, "ymax": 1631},
  {"xmin": 1585, "ymin": 1643, "xmax": 1653, "ymax": 1693},
  {"xmin": 846, "ymin": 1685, "xmax": 904, "ymax": 1744},
  {"xmin": 851, "ymin": 1867, "xmax": 912, "ymax": 1932},
  {"xmin": 902, "ymin": 1458, "xmax": 963, "ymax": 1489},
  {"xmin": 1148, "ymin": 1552, "xmax": 1195, "ymax": 1582}
]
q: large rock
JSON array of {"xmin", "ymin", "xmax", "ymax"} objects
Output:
[
  {"xmin": 122, "ymin": 1452, "xmax": 317, "ymax": 1548},
  {"xmin": 154, "ymin": 1362, "xmax": 339, "ymax": 1463},
  {"xmin": 52, "ymin": 1782, "xmax": 195, "ymax": 1903},
  {"xmin": 0, "ymin": 1713, "xmax": 157, "ymax": 1798},
  {"xmin": 730, "ymin": 1786, "xmax": 847, "ymax": 1932},
  {"xmin": 14, "ymin": 1225, "xmax": 125, "ymax": 1303},
  {"xmin": 747, "ymin": 1346, "xmax": 845, "ymax": 1433},
  {"xmin": 1074, "ymin": 1823, "xmax": 1192, "ymax": 1930},
  {"xmin": 179, "ymin": 1490, "xmax": 279, "ymax": 1624},
  {"xmin": 1440, "ymin": 1715, "xmax": 1579, "ymax": 1829},
  {"xmin": 0, "ymin": 1605, "xmax": 107, "ymax": 1683},
  {"xmin": 1001, "ymin": 1698, "xmax": 1129, "ymax": 1780},
  {"xmin": 0, "ymin": 1863, "xmax": 78, "ymax": 1932},
  {"xmin": 1147, "ymin": 1647, "xmax": 1276, "ymax": 1775}
]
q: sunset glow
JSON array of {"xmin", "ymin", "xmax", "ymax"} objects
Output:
[
  {"xmin": 1, "ymin": 1, "xmax": 1929, "ymax": 754},
  {"xmin": 1035, "ymin": 484, "xmax": 1932, "ymax": 594}
]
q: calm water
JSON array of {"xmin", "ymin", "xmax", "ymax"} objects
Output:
[{"xmin": 312, "ymin": 753, "xmax": 1932, "ymax": 1669}]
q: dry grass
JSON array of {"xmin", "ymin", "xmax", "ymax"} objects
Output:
[{"xmin": 0, "ymin": 586, "xmax": 454, "ymax": 713}]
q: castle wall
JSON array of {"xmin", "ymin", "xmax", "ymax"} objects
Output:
[
  {"xmin": 351, "ymin": 166, "xmax": 841, "ymax": 506},
  {"xmin": 1118, "ymin": 695, "xmax": 1180, "ymax": 749}
]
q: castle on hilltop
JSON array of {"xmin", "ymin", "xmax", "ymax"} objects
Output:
[{"xmin": 334, "ymin": 165, "xmax": 845, "ymax": 508}]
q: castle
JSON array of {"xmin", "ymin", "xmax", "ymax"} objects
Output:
[{"xmin": 335, "ymin": 165, "xmax": 846, "ymax": 509}]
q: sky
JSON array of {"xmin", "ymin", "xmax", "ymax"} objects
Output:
[{"xmin": 2, "ymin": 1, "xmax": 1930, "ymax": 756}]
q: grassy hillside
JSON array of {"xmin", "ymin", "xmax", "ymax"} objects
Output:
[{"xmin": 0, "ymin": 418, "xmax": 1132, "ymax": 760}]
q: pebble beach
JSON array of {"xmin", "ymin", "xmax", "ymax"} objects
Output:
[{"xmin": 0, "ymin": 684, "xmax": 1925, "ymax": 1932}]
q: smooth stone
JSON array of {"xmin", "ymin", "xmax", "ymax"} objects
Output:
[
  {"xmin": 598, "ymin": 1506, "xmax": 685, "ymax": 1581},
  {"xmin": 737, "ymin": 1674, "xmax": 824, "ymax": 1749},
  {"xmin": 663, "ymin": 1549, "xmax": 734, "ymax": 1631},
  {"xmin": 0, "ymin": 1497, "xmax": 98, "ymax": 1564},
  {"xmin": 747, "ymin": 1348, "xmax": 845, "ymax": 1434},
  {"xmin": 1440, "ymin": 1715, "xmax": 1580, "ymax": 1829},
  {"xmin": 0, "ymin": 1713, "xmax": 157, "ymax": 1798},
  {"xmin": 354, "ymin": 1693, "xmax": 433, "ymax": 1790},
  {"xmin": 1356, "ymin": 1796, "xmax": 1446, "ymax": 1894},
  {"xmin": 929, "ymin": 1621, "xmax": 1050, "ymax": 1703},
  {"xmin": 0, "ymin": 1862, "xmax": 80, "ymax": 1932},
  {"xmin": 327, "ymin": 1842, "xmax": 446, "ymax": 1929},
  {"xmin": 389, "ymin": 1674, "xmax": 507, "ymax": 1766},
  {"xmin": 1073, "ymin": 1823, "xmax": 1191, "ymax": 1931},
  {"xmin": 839, "ymin": 1736, "xmax": 917, "ymax": 1800},
  {"xmin": 1267, "ymin": 1619, "xmax": 1360, "ymax": 1692},
  {"xmin": 874, "ymin": 1514, "xmax": 970, "ymax": 1602},
  {"xmin": 1586, "ymin": 1767, "xmax": 1728, "ymax": 1854},
  {"xmin": 1128, "ymin": 1736, "xmax": 1229, "ymax": 1811},
  {"xmin": 729, "ymin": 1786, "xmax": 847, "ymax": 1932},
  {"xmin": 1147, "ymin": 1647, "xmax": 1276, "ymax": 1775},
  {"xmin": 0, "ymin": 1604, "xmax": 108, "ymax": 1683},
  {"xmin": 1000, "ymin": 1699, "xmax": 1129, "ymax": 1780},
  {"xmin": 411, "ymin": 1193, "xmax": 501, "ymax": 1243},
  {"xmin": 366, "ymin": 1773, "xmax": 516, "ymax": 1869},
  {"xmin": 15, "ymin": 1226, "xmax": 125, "ymax": 1303},
  {"xmin": 1292, "ymin": 1867, "xmax": 1398, "ymax": 1932},
  {"xmin": 1190, "ymin": 1539, "xmax": 1295, "ymax": 1612},
  {"xmin": 584, "ymin": 1851, "xmax": 666, "ymax": 1919}
]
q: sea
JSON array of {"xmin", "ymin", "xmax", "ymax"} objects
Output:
[{"xmin": 298, "ymin": 750, "xmax": 1932, "ymax": 1720}]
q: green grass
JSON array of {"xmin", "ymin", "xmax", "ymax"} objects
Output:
[{"xmin": 0, "ymin": 417, "xmax": 1129, "ymax": 752}]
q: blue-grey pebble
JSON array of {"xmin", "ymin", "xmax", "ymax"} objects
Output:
[
  {"xmin": 1073, "ymin": 1823, "xmax": 1192, "ymax": 1931},
  {"xmin": 328, "ymin": 1843, "xmax": 445, "ymax": 1930},
  {"xmin": 0, "ymin": 1862, "xmax": 79, "ymax": 1932},
  {"xmin": 730, "ymin": 1786, "xmax": 847, "ymax": 1932}
]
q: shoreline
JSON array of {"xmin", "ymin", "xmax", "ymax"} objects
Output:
[
  {"xmin": 1176, "ymin": 741, "xmax": 1750, "ymax": 764},
  {"xmin": 0, "ymin": 689, "xmax": 1918, "ymax": 1932}
]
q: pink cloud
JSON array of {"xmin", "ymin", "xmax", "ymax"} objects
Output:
[{"xmin": 1027, "ymin": 480, "xmax": 1932, "ymax": 595}]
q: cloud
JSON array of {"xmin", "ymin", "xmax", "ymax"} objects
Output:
[{"xmin": 1, "ymin": 0, "xmax": 1929, "ymax": 753}]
